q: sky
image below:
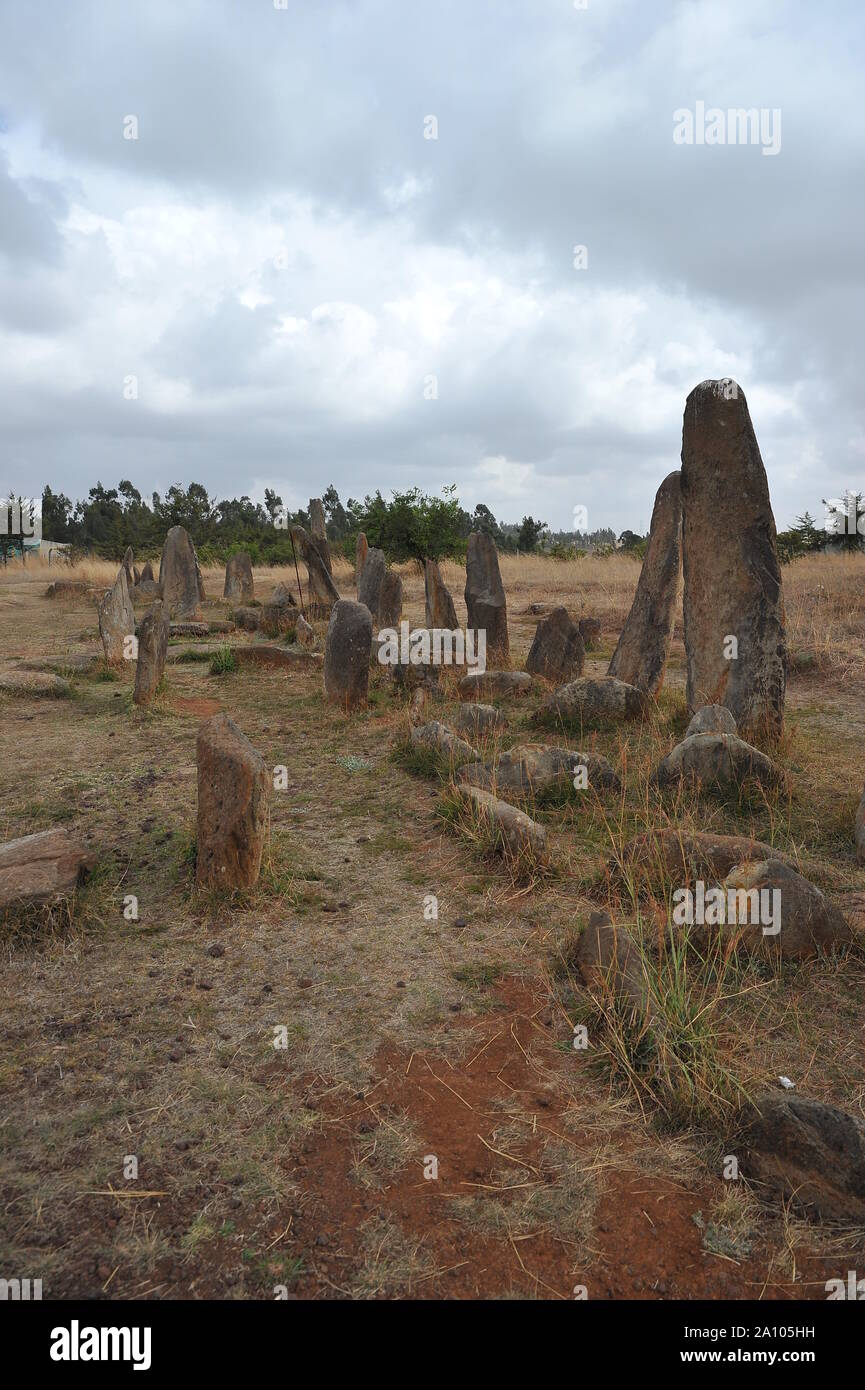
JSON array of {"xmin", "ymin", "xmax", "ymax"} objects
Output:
[{"xmin": 0, "ymin": 0, "xmax": 863, "ymax": 533}]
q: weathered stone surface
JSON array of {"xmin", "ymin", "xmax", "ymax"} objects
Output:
[
  {"xmin": 356, "ymin": 532, "xmax": 368, "ymax": 586},
  {"xmin": 458, "ymin": 743, "xmax": 620, "ymax": 798},
  {"xmin": 224, "ymin": 552, "xmax": 254, "ymax": 603},
  {"xmin": 324, "ymin": 600, "xmax": 373, "ymax": 711},
  {"xmin": 616, "ymin": 829, "xmax": 791, "ymax": 887},
  {"xmin": 653, "ymin": 733, "xmax": 782, "ymax": 791},
  {"xmin": 578, "ymin": 617, "xmax": 601, "ymax": 649},
  {"xmin": 357, "ymin": 547, "xmax": 386, "ymax": 621},
  {"xmin": 719, "ymin": 859, "xmax": 853, "ymax": 959},
  {"xmin": 739, "ymin": 1093, "xmax": 865, "ymax": 1222},
  {"xmin": 685, "ymin": 704, "xmax": 737, "ymax": 738},
  {"xmin": 140, "ymin": 561, "xmax": 154, "ymax": 583},
  {"xmin": 536, "ymin": 676, "xmax": 648, "ymax": 725},
  {"xmin": 0, "ymin": 829, "xmax": 93, "ymax": 910},
  {"xmin": 122, "ymin": 546, "xmax": 135, "ymax": 590},
  {"xmin": 835, "ymin": 891, "xmax": 865, "ymax": 937},
  {"xmin": 309, "ymin": 498, "xmax": 332, "ymax": 575},
  {"xmin": 464, "ymin": 532, "xmax": 509, "ymax": 661},
  {"xmin": 270, "ymin": 582, "xmax": 298, "ymax": 608},
  {"xmin": 409, "ymin": 687, "xmax": 427, "ymax": 726},
  {"xmin": 454, "ymin": 703, "xmax": 506, "ymax": 740},
  {"xmin": 458, "ymin": 670, "xmax": 533, "ymax": 701},
  {"xmin": 608, "ymin": 471, "xmax": 682, "ymax": 695},
  {"xmin": 856, "ymin": 784, "xmax": 865, "ymax": 865},
  {"xmin": 159, "ymin": 526, "xmax": 205, "ymax": 618},
  {"xmin": 45, "ymin": 579, "xmax": 89, "ymax": 600},
  {"xmin": 410, "ymin": 721, "xmax": 476, "ymax": 762},
  {"xmin": 296, "ymin": 614, "xmax": 315, "ymax": 648},
  {"xmin": 234, "ymin": 645, "xmax": 321, "ymax": 671},
  {"xmin": 133, "ymin": 579, "xmax": 162, "ymax": 602},
  {"xmin": 525, "ymin": 607, "xmax": 585, "ymax": 684},
  {"xmin": 169, "ymin": 622, "xmax": 209, "ymax": 638},
  {"xmin": 0, "ymin": 670, "xmax": 71, "ymax": 697},
  {"xmin": 133, "ymin": 566, "xmax": 141, "ymax": 586},
  {"xmin": 379, "ymin": 569, "xmax": 403, "ymax": 627},
  {"xmin": 259, "ymin": 603, "xmax": 297, "ymax": 637},
  {"xmin": 452, "ymin": 784, "xmax": 547, "ymax": 859},
  {"xmin": 681, "ymin": 379, "xmax": 786, "ymax": 741},
  {"xmin": 233, "ymin": 607, "xmax": 260, "ymax": 632},
  {"xmin": 572, "ymin": 911, "xmax": 652, "ymax": 1021},
  {"xmin": 196, "ymin": 715, "xmax": 269, "ymax": 889},
  {"xmin": 424, "ymin": 559, "xmax": 459, "ymax": 630},
  {"xmin": 98, "ymin": 566, "xmax": 135, "ymax": 666},
  {"xmin": 133, "ymin": 600, "xmax": 169, "ymax": 706},
  {"xmin": 206, "ymin": 620, "xmax": 235, "ymax": 634},
  {"xmin": 289, "ymin": 525, "xmax": 340, "ymax": 611}
]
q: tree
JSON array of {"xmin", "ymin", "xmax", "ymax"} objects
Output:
[
  {"xmin": 617, "ymin": 529, "xmax": 644, "ymax": 553},
  {"xmin": 356, "ymin": 485, "xmax": 465, "ymax": 563},
  {"xmin": 516, "ymin": 516, "xmax": 549, "ymax": 552}
]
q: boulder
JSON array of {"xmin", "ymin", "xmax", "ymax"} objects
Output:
[
  {"xmin": 196, "ymin": 715, "xmax": 269, "ymax": 890},
  {"xmin": 653, "ymin": 732, "xmax": 782, "ymax": 791},
  {"xmin": 379, "ymin": 569, "xmax": 403, "ymax": 627},
  {"xmin": 572, "ymin": 911, "xmax": 652, "ymax": 1022},
  {"xmin": 159, "ymin": 525, "xmax": 205, "ymax": 618},
  {"xmin": 259, "ymin": 603, "xmax": 297, "ymax": 638},
  {"xmin": 308, "ymin": 498, "xmax": 333, "ymax": 575},
  {"xmin": 685, "ymin": 704, "xmax": 737, "ymax": 738},
  {"xmin": 133, "ymin": 600, "xmax": 169, "ymax": 706},
  {"xmin": 410, "ymin": 721, "xmax": 476, "ymax": 762},
  {"xmin": 45, "ymin": 579, "xmax": 89, "ymax": 600},
  {"xmin": 0, "ymin": 670, "xmax": 71, "ymax": 698},
  {"xmin": 233, "ymin": 607, "xmax": 260, "ymax": 632},
  {"xmin": 355, "ymin": 532, "xmax": 368, "ymax": 586},
  {"xmin": 454, "ymin": 703, "xmax": 506, "ymax": 740},
  {"xmin": 224, "ymin": 552, "xmax": 254, "ymax": 603},
  {"xmin": 424, "ymin": 559, "xmax": 459, "ymax": 630},
  {"xmin": 323, "ymin": 599, "xmax": 373, "ymax": 711},
  {"xmin": 357, "ymin": 547, "xmax": 386, "ymax": 620},
  {"xmin": 681, "ymin": 380, "xmax": 786, "ymax": 741},
  {"xmin": 615, "ymin": 829, "xmax": 791, "ymax": 886},
  {"xmin": 98, "ymin": 566, "xmax": 135, "ymax": 666},
  {"xmin": 458, "ymin": 670, "xmax": 532, "ymax": 701},
  {"xmin": 608, "ymin": 470, "xmax": 682, "ymax": 695},
  {"xmin": 0, "ymin": 829, "xmax": 93, "ymax": 910},
  {"xmin": 289, "ymin": 525, "xmax": 340, "ymax": 611},
  {"xmin": 525, "ymin": 606, "xmax": 585, "ymax": 683},
  {"xmin": 452, "ymin": 784, "xmax": 547, "ymax": 860},
  {"xmin": 738, "ymin": 1093, "xmax": 865, "ymax": 1222},
  {"xmin": 578, "ymin": 618, "xmax": 601, "ymax": 649},
  {"xmin": 535, "ymin": 676, "xmax": 648, "ymax": 725},
  {"xmin": 458, "ymin": 743, "xmax": 620, "ymax": 798},
  {"xmin": 719, "ymin": 859, "xmax": 853, "ymax": 959},
  {"xmin": 464, "ymin": 532, "xmax": 509, "ymax": 662}
]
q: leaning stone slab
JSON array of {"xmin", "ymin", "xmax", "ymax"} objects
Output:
[
  {"xmin": 0, "ymin": 828, "xmax": 93, "ymax": 910},
  {"xmin": 573, "ymin": 911, "xmax": 653, "ymax": 1023},
  {"xmin": 224, "ymin": 552, "xmax": 254, "ymax": 603},
  {"xmin": 718, "ymin": 859, "xmax": 853, "ymax": 960},
  {"xmin": 653, "ymin": 732, "xmax": 782, "ymax": 790},
  {"xmin": 410, "ymin": 721, "xmax": 476, "ymax": 762},
  {"xmin": 458, "ymin": 670, "xmax": 532, "ymax": 701},
  {"xmin": 0, "ymin": 670, "xmax": 71, "ymax": 698},
  {"xmin": 324, "ymin": 599, "xmax": 373, "ymax": 711},
  {"xmin": 535, "ymin": 676, "xmax": 648, "ymax": 725},
  {"xmin": 134, "ymin": 600, "xmax": 169, "ymax": 707},
  {"xmin": 424, "ymin": 559, "xmax": 459, "ymax": 630},
  {"xmin": 458, "ymin": 743, "xmax": 620, "ymax": 798},
  {"xmin": 454, "ymin": 703, "xmax": 506, "ymax": 740},
  {"xmin": 738, "ymin": 1093, "xmax": 865, "ymax": 1222},
  {"xmin": 98, "ymin": 566, "xmax": 135, "ymax": 665},
  {"xmin": 159, "ymin": 526, "xmax": 205, "ymax": 618},
  {"xmin": 685, "ymin": 704, "xmax": 737, "ymax": 738},
  {"xmin": 608, "ymin": 470, "xmax": 681, "ymax": 695},
  {"xmin": 452, "ymin": 783, "xmax": 547, "ymax": 860},
  {"xmin": 290, "ymin": 525, "xmax": 340, "ymax": 610},
  {"xmin": 525, "ymin": 607, "xmax": 585, "ymax": 684},
  {"xmin": 464, "ymin": 532, "xmax": 509, "ymax": 662},
  {"xmin": 681, "ymin": 379, "xmax": 786, "ymax": 741},
  {"xmin": 196, "ymin": 714, "xmax": 269, "ymax": 889}
]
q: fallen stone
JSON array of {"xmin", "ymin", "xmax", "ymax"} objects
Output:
[
  {"xmin": 45, "ymin": 580, "xmax": 89, "ymax": 600},
  {"xmin": 535, "ymin": 676, "xmax": 648, "ymax": 725},
  {"xmin": 572, "ymin": 911, "xmax": 652, "ymax": 1022},
  {"xmin": 525, "ymin": 607, "xmax": 585, "ymax": 683},
  {"xmin": 233, "ymin": 607, "xmax": 260, "ymax": 632},
  {"xmin": 196, "ymin": 714, "xmax": 269, "ymax": 889},
  {"xmin": 134, "ymin": 600, "xmax": 169, "ymax": 706},
  {"xmin": 464, "ymin": 532, "xmax": 509, "ymax": 662},
  {"xmin": 452, "ymin": 783, "xmax": 547, "ymax": 860},
  {"xmin": 458, "ymin": 670, "xmax": 532, "ymax": 701},
  {"xmin": 324, "ymin": 599, "xmax": 373, "ymax": 711},
  {"xmin": 169, "ymin": 622, "xmax": 210, "ymax": 638},
  {"xmin": 615, "ymin": 829, "xmax": 791, "ymax": 886},
  {"xmin": 454, "ymin": 703, "xmax": 506, "ymax": 740},
  {"xmin": 738, "ymin": 1093, "xmax": 865, "ymax": 1222},
  {"xmin": 98, "ymin": 566, "xmax": 135, "ymax": 666},
  {"xmin": 458, "ymin": 743, "xmax": 620, "ymax": 798},
  {"xmin": 685, "ymin": 704, "xmax": 737, "ymax": 738},
  {"xmin": 653, "ymin": 733, "xmax": 782, "ymax": 791},
  {"xmin": 0, "ymin": 828, "xmax": 93, "ymax": 910},
  {"xmin": 224, "ymin": 552, "xmax": 254, "ymax": 603},
  {"xmin": 159, "ymin": 526, "xmax": 205, "ymax": 618},
  {"xmin": 718, "ymin": 859, "xmax": 853, "ymax": 959},
  {"xmin": 424, "ymin": 559, "xmax": 459, "ymax": 630},
  {"xmin": 608, "ymin": 470, "xmax": 681, "ymax": 695},
  {"xmin": 410, "ymin": 721, "xmax": 476, "ymax": 762},
  {"xmin": 235, "ymin": 645, "xmax": 321, "ymax": 671}
]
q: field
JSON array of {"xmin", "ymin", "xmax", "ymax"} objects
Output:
[{"xmin": 1, "ymin": 550, "xmax": 864, "ymax": 1301}]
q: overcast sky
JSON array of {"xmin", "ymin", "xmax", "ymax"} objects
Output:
[{"xmin": 1, "ymin": 0, "xmax": 863, "ymax": 532}]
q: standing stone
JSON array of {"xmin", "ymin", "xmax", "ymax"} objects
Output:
[
  {"xmin": 856, "ymin": 784, "xmax": 865, "ymax": 865},
  {"xmin": 356, "ymin": 532, "xmax": 369, "ymax": 586},
  {"xmin": 133, "ymin": 600, "xmax": 169, "ymax": 706},
  {"xmin": 324, "ymin": 600, "xmax": 373, "ymax": 711},
  {"xmin": 160, "ymin": 526, "xmax": 205, "ymax": 619},
  {"xmin": 681, "ymin": 380, "xmax": 786, "ymax": 741},
  {"xmin": 98, "ymin": 566, "xmax": 135, "ymax": 666},
  {"xmin": 289, "ymin": 525, "xmax": 340, "ymax": 614},
  {"xmin": 379, "ymin": 570, "xmax": 403, "ymax": 627},
  {"xmin": 140, "ymin": 560, "xmax": 154, "ymax": 584},
  {"xmin": 224, "ymin": 551, "xmax": 254, "ymax": 603},
  {"xmin": 464, "ymin": 532, "xmax": 509, "ymax": 662},
  {"xmin": 122, "ymin": 546, "xmax": 135, "ymax": 589},
  {"xmin": 608, "ymin": 470, "xmax": 682, "ymax": 696},
  {"xmin": 424, "ymin": 559, "xmax": 458, "ymax": 630},
  {"xmin": 357, "ymin": 547, "xmax": 386, "ymax": 622},
  {"xmin": 271, "ymin": 581, "xmax": 298, "ymax": 607},
  {"xmin": 196, "ymin": 715, "xmax": 269, "ymax": 889},
  {"xmin": 525, "ymin": 607, "xmax": 584, "ymax": 683},
  {"xmin": 133, "ymin": 566, "xmax": 141, "ymax": 586},
  {"xmin": 309, "ymin": 498, "xmax": 332, "ymax": 575}
]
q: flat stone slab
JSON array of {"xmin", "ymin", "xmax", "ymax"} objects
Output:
[
  {"xmin": 410, "ymin": 721, "xmax": 476, "ymax": 762},
  {"xmin": 21, "ymin": 653, "xmax": 101, "ymax": 675},
  {"xmin": 458, "ymin": 743, "xmax": 620, "ymax": 798},
  {"xmin": 458, "ymin": 670, "xmax": 533, "ymax": 701},
  {"xmin": 234, "ymin": 644, "xmax": 323, "ymax": 670},
  {"xmin": 615, "ymin": 829, "xmax": 792, "ymax": 885},
  {"xmin": 0, "ymin": 670, "xmax": 71, "ymax": 697},
  {"xmin": 0, "ymin": 829, "xmax": 93, "ymax": 910},
  {"xmin": 451, "ymin": 783, "xmax": 547, "ymax": 860}
]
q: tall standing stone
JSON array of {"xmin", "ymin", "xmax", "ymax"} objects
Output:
[
  {"xmin": 160, "ymin": 526, "xmax": 205, "ymax": 619},
  {"xmin": 122, "ymin": 546, "xmax": 135, "ymax": 590},
  {"xmin": 355, "ymin": 532, "xmax": 368, "ymax": 587},
  {"xmin": 608, "ymin": 471, "xmax": 682, "ymax": 696},
  {"xmin": 289, "ymin": 525, "xmax": 340, "ymax": 614},
  {"xmin": 224, "ymin": 551, "xmax": 254, "ymax": 603},
  {"xmin": 681, "ymin": 380, "xmax": 786, "ymax": 741},
  {"xmin": 464, "ymin": 532, "xmax": 509, "ymax": 662},
  {"xmin": 424, "ymin": 559, "xmax": 458, "ymax": 629},
  {"xmin": 324, "ymin": 600, "xmax": 373, "ymax": 711},
  {"xmin": 379, "ymin": 569, "xmax": 403, "ymax": 627},
  {"xmin": 98, "ymin": 566, "xmax": 135, "ymax": 666},
  {"xmin": 196, "ymin": 715, "xmax": 269, "ymax": 889},
  {"xmin": 357, "ymin": 547, "xmax": 386, "ymax": 622},
  {"xmin": 309, "ymin": 498, "xmax": 333, "ymax": 575},
  {"xmin": 133, "ymin": 600, "xmax": 169, "ymax": 706}
]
